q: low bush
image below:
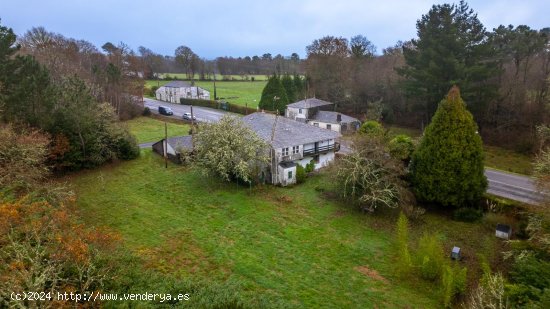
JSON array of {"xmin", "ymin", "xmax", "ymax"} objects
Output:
[
  {"xmin": 417, "ymin": 234, "xmax": 445, "ymax": 281},
  {"xmin": 389, "ymin": 134, "xmax": 415, "ymax": 162},
  {"xmin": 296, "ymin": 164, "xmax": 306, "ymax": 184},
  {"xmin": 359, "ymin": 120, "xmax": 384, "ymax": 136},
  {"xmin": 142, "ymin": 107, "xmax": 151, "ymax": 116},
  {"xmin": 305, "ymin": 160, "xmax": 315, "ymax": 173},
  {"xmin": 441, "ymin": 264, "xmax": 468, "ymax": 307},
  {"xmin": 453, "ymin": 207, "xmax": 483, "ymax": 222}
]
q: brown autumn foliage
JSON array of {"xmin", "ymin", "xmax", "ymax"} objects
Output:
[
  {"xmin": 0, "ymin": 197, "xmax": 119, "ymax": 308},
  {"xmin": 0, "ymin": 124, "xmax": 50, "ymax": 190},
  {"xmin": 0, "ymin": 123, "xmax": 119, "ymax": 308}
]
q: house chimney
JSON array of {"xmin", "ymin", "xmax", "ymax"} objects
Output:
[{"xmin": 337, "ymin": 114, "xmax": 342, "ymax": 122}]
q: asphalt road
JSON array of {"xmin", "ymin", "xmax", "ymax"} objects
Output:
[
  {"xmin": 485, "ymin": 168, "xmax": 547, "ymax": 205},
  {"xmin": 338, "ymin": 140, "xmax": 547, "ymax": 205},
  {"xmin": 144, "ymin": 97, "xmax": 228, "ymax": 123}
]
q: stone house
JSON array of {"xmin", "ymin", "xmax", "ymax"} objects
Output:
[{"xmin": 155, "ymin": 81, "xmax": 210, "ymax": 103}]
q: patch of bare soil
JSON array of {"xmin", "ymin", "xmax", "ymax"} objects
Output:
[{"xmin": 354, "ymin": 265, "xmax": 388, "ymax": 284}]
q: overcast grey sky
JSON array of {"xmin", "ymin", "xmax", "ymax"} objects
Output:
[{"xmin": 1, "ymin": 0, "xmax": 548, "ymax": 59}]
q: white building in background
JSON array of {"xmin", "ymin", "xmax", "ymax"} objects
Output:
[
  {"xmin": 155, "ymin": 81, "xmax": 210, "ymax": 103},
  {"xmin": 242, "ymin": 112, "xmax": 341, "ymax": 186},
  {"xmin": 285, "ymin": 98, "xmax": 361, "ymax": 134}
]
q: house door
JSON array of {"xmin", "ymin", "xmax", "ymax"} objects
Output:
[{"xmin": 314, "ymin": 142, "xmax": 319, "ymax": 153}]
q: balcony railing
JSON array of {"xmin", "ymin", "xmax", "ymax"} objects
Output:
[
  {"xmin": 303, "ymin": 142, "xmax": 340, "ymax": 156},
  {"xmin": 280, "ymin": 153, "xmax": 303, "ymax": 162}
]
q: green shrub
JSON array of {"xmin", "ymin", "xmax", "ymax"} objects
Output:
[
  {"xmin": 114, "ymin": 130, "xmax": 140, "ymax": 160},
  {"xmin": 417, "ymin": 233, "xmax": 445, "ymax": 281},
  {"xmin": 142, "ymin": 107, "xmax": 151, "ymax": 116},
  {"xmin": 150, "ymin": 85, "xmax": 159, "ymax": 96},
  {"xmin": 509, "ymin": 255, "xmax": 550, "ymax": 293},
  {"xmin": 453, "ymin": 207, "xmax": 483, "ymax": 222},
  {"xmin": 359, "ymin": 120, "xmax": 384, "ymax": 136},
  {"xmin": 441, "ymin": 264, "xmax": 468, "ymax": 307},
  {"xmin": 389, "ymin": 134, "xmax": 415, "ymax": 161},
  {"xmin": 305, "ymin": 160, "xmax": 315, "ymax": 173},
  {"xmin": 296, "ymin": 164, "xmax": 306, "ymax": 184},
  {"xmin": 396, "ymin": 212, "xmax": 412, "ymax": 276}
]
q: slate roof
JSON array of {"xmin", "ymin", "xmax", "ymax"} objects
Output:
[
  {"xmin": 162, "ymin": 81, "xmax": 193, "ymax": 88},
  {"xmin": 166, "ymin": 135, "xmax": 193, "ymax": 152},
  {"xmin": 242, "ymin": 112, "xmax": 341, "ymax": 149},
  {"xmin": 286, "ymin": 98, "xmax": 334, "ymax": 109},
  {"xmin": 310, "ymin": 111, "xmax": 360, "ymax": 124}
]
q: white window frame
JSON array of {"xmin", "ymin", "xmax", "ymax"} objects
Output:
[
  {"xmin": 292, "ymin": 146, "xmax": 299, "ymax": 154},
  {"xmin": 282, "ymin": 147, "xmax": 289, "ymax": 156}
]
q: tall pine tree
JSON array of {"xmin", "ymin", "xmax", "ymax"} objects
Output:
[
  {"xmin": 410, "ymin": 86, "xmax": 487, "ymax": 207},
  {"xmin": 259, "ymin": 74, "xmax": 289, "ymax": 113},
  {"xmin": 399, "ymin": 1, "xmax": 497, "ymax": 122}
]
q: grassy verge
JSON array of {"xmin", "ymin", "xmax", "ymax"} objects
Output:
[
  {"xmin": 69, "ymin": 150, "xmax": 442, "ymax": 308},
  {"xmin": 387, "ymin": 125, "xmax": 534, "ymax": 175},
  {"xmin": 124, "ymin": 116, "xmax": 190, "ymax": 143}
]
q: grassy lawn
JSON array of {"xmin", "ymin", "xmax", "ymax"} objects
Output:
[
  {"xmin": 387, "ymin": 125, "xmax": 534, "ymax": 175},
  {"xmin": 160, "ymin": 73, "xmax": 271, "ymax": 81},
  {"xmin": 69, "ymin": 150, "xmax": 440, "ymax": 308},
  {"xmin": 124, "ymin": 116, "xmax": 190, "ymax": 143},
  {"xmin": 145, "ymin": 80, "xmax": 266, "ymax": 108},
  {"xmin": 66, "ymin": 149, "xmax": 508, "ymax": 308}
]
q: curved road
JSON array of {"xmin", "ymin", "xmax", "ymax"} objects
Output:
[{"xmin": 141, "ymin": 99, "xmax": 548, "ymax": 205}]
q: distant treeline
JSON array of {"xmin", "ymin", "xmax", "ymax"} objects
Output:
[{"xmin": 139, "ymin": 45, "xmax": 304, "ymax": 80}]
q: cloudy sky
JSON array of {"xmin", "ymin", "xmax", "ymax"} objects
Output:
[{"xmin": 1, "ymin": 0, "xmax": 548, "ymax": 59}]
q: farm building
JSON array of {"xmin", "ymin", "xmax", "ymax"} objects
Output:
[
  {"xmin": 151, "ymin": 112, "xmax": 341, "ymax": 186},
  {"xmin": 155, "ymin": 81, "xmax": 210, "ymax": 103},
  {"xmin": 242, "ymin": 112, "xmax": 341, "ymax": 186},
  {"xmin": 285, "ymin": 98, "xmax": 361, "ymax": 134},
  {"xmin": 152, "ymin": 135, "xmax": 193, "ymax": 163}
]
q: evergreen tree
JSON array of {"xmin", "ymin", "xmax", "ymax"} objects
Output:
[
  {"xmin": 258, "ymin": 74, "xmax": 289, "ymax": 113},
  {"xmin": 410, "ymin": 86, "xmax": 487, "ymax": 207},
  {"xmin": 281, "ymin": 74, "xmax": 296, "ymax": 103},
  {"xmin": 293, "ymin": 73, "xmax": 304, "ymax": 99},
  {"xmin": 399, "ymin": 1, "xmax": 497, "ymax": 121},
  {"xmin": 396, "ymin": 212, "xmax": 412, "ymax": 276}
]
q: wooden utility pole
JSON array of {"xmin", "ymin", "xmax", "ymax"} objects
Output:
[
  {"xmin": 213, "ymin": 73, "xmax": 217, "ymax": 100},
  {"xmin": 164, "ymin": 122, "xmax": 168, "ymax": 168},
  {"xmin": 270, "ymin": 114, "xmax": 279, "ymax": 184}
]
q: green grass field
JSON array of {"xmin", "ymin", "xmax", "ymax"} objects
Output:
[
  {"xmin": 387, "ymin": 125, "xmax": 534, "ymax": 175},
  {"xmin": 124, "ymin": 116, "xmax": 190, "ymax": 143},
  {"xmin": 67, "ymin": 137, "xmax": 508, "ymax": 307},
  {"xmin": 69, "ymin": 150, "xmax": 442, "ymax": 308},
  {"xmin": 160, "ymin": 73, "xmax": 271, "ymax": 81},
  {"xmin": 145, "ymin": 80, "xmax": 266, "ymax": 108}
]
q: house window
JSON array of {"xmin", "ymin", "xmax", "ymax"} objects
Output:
[
  {"xmin": 299, "ymin": 108, "xmax": 302, "ymax": 114},
  {"xmin": 292, "ymin": 146, "xmax": 299, "ymax": 154},
  {"xmin": 313, "ymin": 123, "xmax": 319, "ymax": 127},
  {"xmin": 326, "ymin": 124, "xmax": 332, "ymax": 130},
  {"xmin": 288, "ymin": 171, "xmax": 293, "ymax": 179},
  {"xmin": 282, "ymin": 147, "xmax": 289, "ymax": 156}
]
